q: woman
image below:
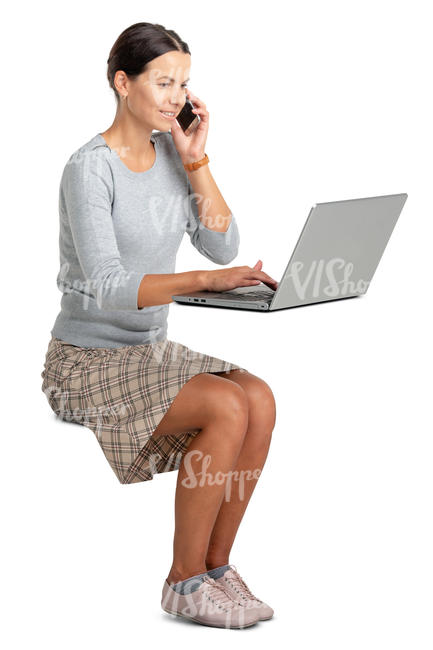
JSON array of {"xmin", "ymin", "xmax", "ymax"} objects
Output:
[{"xmin": 41, "ymin": 22, "xmax": 277, "ymax": 629}]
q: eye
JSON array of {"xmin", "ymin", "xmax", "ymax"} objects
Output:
[{"xmin": 158, "ymin": 82, "xmax": 189, "ymax": 88}]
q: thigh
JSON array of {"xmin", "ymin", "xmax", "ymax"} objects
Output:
[
  {"xmin": 152, "ymin": 371, "xmax": 247, "ymax": 438},
  {"xmin": 214, "ymin": 369, "xmax": 273, "ymax": 393}
]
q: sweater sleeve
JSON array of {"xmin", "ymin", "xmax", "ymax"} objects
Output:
[
  {"xmin": 185, "ymin": 176, "xmax": 240, "ymax": 264},
  {"xmin": 62, "ymin": 149, "xmax": 144, "ymax": 311}
]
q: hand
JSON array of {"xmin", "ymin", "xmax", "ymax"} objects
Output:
[
  {"xmin": 203, "ymin": 260, "xmax": 279, "ymax": 293},
  {"xmin": 170, "ymin": 89, "xmax": 209, "ymax": 165}
]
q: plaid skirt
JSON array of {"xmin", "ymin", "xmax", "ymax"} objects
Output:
[{"xmin": 41, "ymin": 336, "xmax": 247, "ymax": 485}]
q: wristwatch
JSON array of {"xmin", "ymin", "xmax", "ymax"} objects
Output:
[{"xmin": 183, "ymin": 153, "xmax": 209, "ymax": 172}]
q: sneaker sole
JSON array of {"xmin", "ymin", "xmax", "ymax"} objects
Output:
[{"xmin": 162, "ymin": 606, "xmax": 258, "ymax": 629}]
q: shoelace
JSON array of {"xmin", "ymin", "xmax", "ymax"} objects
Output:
[
  {"xmin": 202, "ymin": 575, "xmax": 237, "ymax": 610},
  {"xmin": 225, "ymin": 565, "xmax": 261, "ymax": 603}
]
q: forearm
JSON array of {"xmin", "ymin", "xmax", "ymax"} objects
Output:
[
  {"xmin": 137, "ymin": 270, "xmax": 208, "ymax": 308},
  {"xmin": 186, "ymin": 164, "xmax": 232, "ymax": 233}
]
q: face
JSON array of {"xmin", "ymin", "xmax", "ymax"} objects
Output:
[{"xmin": 114, "ymin": 50, "xmax": 191, "ymax": 131}]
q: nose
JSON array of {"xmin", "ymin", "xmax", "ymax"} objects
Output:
[{"xmin": 170, "ymin": 85, "xmax": 187, "ymax": 106}]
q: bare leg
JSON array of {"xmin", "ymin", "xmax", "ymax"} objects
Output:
[
  {"xmin": 151, "ymin": 372, "xmax": 250, "ymax": 585},
  {"xmin": 204, "ymin": 370, "xmax": 276, "ymax": 569}
]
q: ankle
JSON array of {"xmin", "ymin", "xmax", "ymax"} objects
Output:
[
  {"xmin": 166, "ymin": 564, "xmax": 208, "ymax": 585},
  {"xmin": 205, "ymin": 558, "xmax": 230, "ymax": 571}
]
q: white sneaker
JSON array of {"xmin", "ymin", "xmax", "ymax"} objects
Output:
[{"xmin": 161, "ymin": 574, "xmax": 260, "ymax": 628}]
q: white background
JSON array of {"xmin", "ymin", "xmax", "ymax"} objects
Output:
[{"xmin": 2, "ymin": 1, "xmax": 432, "ymax": 648}]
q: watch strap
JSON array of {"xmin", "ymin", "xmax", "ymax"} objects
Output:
[{"xmin": 183, "ymin": 153, "xmax": 209, "ymax": 172}]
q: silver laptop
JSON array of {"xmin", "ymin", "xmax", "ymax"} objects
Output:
[{"xmin": 172, "ymin": 193, "xmax": 408, "ymax": 312}]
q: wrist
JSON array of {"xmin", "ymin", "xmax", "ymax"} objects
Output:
[
  {"xmin": 181, "ymin": 153, "xmax": 205, "ymax": 165},
  {"xmin": 182, "ymin": 153, "xmax": 209, "ymax": 172}
]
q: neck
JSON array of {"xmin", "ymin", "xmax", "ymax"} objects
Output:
[{"xmin": 101, "ymin": 113, "xmax": 155, "ymax": 161}]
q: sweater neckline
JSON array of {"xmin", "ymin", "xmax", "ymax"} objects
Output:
[{"xmin": 96, "ymin": 132, "xmax": 159, "ymax": 179}]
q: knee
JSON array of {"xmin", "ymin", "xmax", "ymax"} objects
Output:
[
  {"xmin": 204, "ymin": 376, "xmax": 249, "ymax": 430},
  {"xmin": 223, "ymin": 381, "xmax": 250, "ymax": 423},
  {"xmin": 246, "ymin": 378, "xmax": 277, "ymax": 429}
]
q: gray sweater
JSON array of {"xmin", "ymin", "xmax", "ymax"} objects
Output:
[{"xmin": 50, "ymin": 132, "xmax": 239, "ymax": 348}]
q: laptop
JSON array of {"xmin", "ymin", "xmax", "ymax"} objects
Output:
[{"xmin": 172, "ymin": 193, "xmax": 408, "ymax": 312}]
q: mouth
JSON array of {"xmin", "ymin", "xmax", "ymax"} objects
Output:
[{"xmin": 159, "ymin": 110, "xmax": 177, "ymax": 120}]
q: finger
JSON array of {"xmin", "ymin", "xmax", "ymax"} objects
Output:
[
  {"xmin": 251, "ymin": 273, "xmax": 278, "ymax": 287},
  {"xmin": 191, "ymin": 106, "xmax": 209, "ymax": 117},
  {"xmin": 262, "ymin": 272, "xmax": 278, "ymax": 283},
  {"xmin": 191, "ymin": 107, "xmax": 209, "ymax": 122},
  {"xmin": 252, "ymin": 277, "xmax": 277, "ymax": 288},
  {"xmin": 250, "ymin": 270, "xmax": 276, "ymax": 282},
  {"xmin": 187, "ymin": 91, "xmax": 204, "ymax": 107},
  {"xmin": 186, "ymin": 90, "xmax": 206, "ymax": 108},
  {"xmin": 257, "ymin": 269, "xmax": 277, "ymax": 282}
]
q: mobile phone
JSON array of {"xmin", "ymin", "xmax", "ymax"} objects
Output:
[{"xmin": 176, "ymin": 97, "xmax": 200, "ymax": 135}]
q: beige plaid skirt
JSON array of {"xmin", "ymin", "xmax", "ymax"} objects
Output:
[{"xmin": 41, "ymin": 336, "xmax": 247, "ymax": 484}]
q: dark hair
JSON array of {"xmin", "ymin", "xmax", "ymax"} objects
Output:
[{"xmin": 106, "ymin": 22, "xmax": 191, "ymax": 104}]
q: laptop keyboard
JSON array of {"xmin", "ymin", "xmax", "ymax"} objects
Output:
[{"xmin": 220, "ymin": 290, "xmax": 275, "ymax": 302}]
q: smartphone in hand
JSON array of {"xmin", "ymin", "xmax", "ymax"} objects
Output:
[{"xmin": 176, "ymin": 97, "xmax": 200, "ymax": 135}]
